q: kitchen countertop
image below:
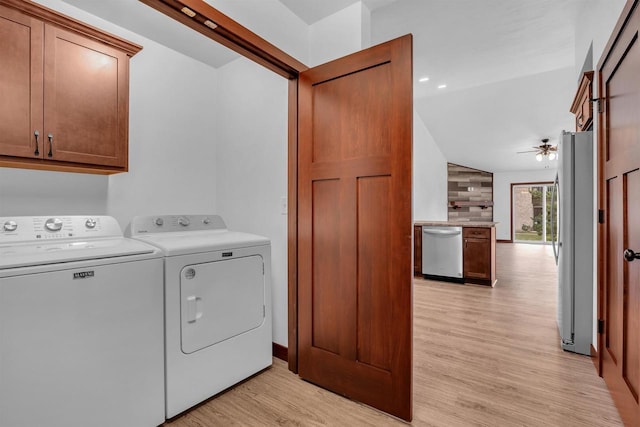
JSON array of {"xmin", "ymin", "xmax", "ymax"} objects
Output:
[{"xmin": 414, "ymin": 221, "xmax": 498, "ymax": 228}]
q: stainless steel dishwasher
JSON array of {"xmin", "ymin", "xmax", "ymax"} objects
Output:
[{"xmin": 422, "ymin": 226, "xmax": 463, "ymax": 282}]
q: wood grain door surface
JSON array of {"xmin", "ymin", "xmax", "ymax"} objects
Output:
[
  {"xmin": 0, "ymin": 4, "xmax": 43, "ymax": 159},
  {"xmin": 44, "ymin": 25, "xmax": 128, "ymax": 167},
  {"xmin": 297, "ymin": 35, "xmax": 413, "ymax": 421},
  {"xmin": 599, "ymin": 1, "xmax": 640, "ymax": 425}
]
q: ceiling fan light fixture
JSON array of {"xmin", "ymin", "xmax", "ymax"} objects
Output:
[
  {"xmin": 549, "ymin": 152, "xmax": 556, "ymax": 160},
  {"xmin": 536, "ymin": 153, "xmax": 543, "ymax": 162}
]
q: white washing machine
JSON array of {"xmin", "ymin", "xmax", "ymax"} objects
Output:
[
  {"xmin": 0, "ymin": 216, "xmax": 165, "ymax": 427},
  {"xmin": 128, "ymin": 214, "xmax": 272, "ymax": 419}
]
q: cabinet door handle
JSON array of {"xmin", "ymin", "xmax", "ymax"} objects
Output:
[
  {"xmin": 34, "ymin": 130, "xmax": 40, "ymax": 156},
  {"xmin": 47, "ymin": 133, "xmax": 53, "ymax": 157}
]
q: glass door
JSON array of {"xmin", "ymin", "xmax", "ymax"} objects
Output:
[{"xmin": 512, "ymin": 183, "xmax": 557, "ymax": 244}]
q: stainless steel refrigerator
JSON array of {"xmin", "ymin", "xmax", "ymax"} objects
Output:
[{"xmin": 551, "ymin": 130, "xmax": 593, "ymax": 355}]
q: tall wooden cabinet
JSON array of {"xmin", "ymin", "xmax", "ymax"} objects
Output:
[{"xmin": 0, "ymin": 0, "xmax": 141, "ymax": 174}]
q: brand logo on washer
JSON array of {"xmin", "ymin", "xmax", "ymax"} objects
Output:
[
  {"xmin": 73, "ymin": 271, "xmax": 94, "ymax": 279},
  {"xmin": 184, "ymin": 268, "xmax": 196, "ymax": 279}
]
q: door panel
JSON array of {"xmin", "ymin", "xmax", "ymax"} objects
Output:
[
  {"xmin": 623, "ymin": 170, "xmax": 640, "ymax": 401},
  {"xmin": 599, "ymin": 2, "xmax": 640, "ymax": 424},
  {"xmin": 298, "ymin": 35, "xmax": 413, "ymax": 421},
  {"xmin": 311, "ymin": 178, "xmax": 343, "ymax": 355},
  {"xmin": 0, "ymin": 5, "xmax": 43, "ymax": 159},
  {"xmin": 44, "ymin": 25, "xmax": 127, "ymax": 167},
  {"xmin": 606, "ymin": 177, "xmax": 622, "ymax": 364},
  {"xmin": 357, "ymin": 175, "xmax": 392, "ymax": 371}
]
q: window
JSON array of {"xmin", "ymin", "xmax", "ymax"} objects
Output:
[{"xmin": 512, "ymin": 183, "xmax": 557, "ymax": 244}]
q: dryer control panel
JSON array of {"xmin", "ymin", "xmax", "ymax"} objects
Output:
[
  {"xmin": 0, "ymin": 216, "xmax": 123, "ymax": 244},
  {"xmin": 130, "ymin": 215, "xmax": 227, "ymax": 235}
]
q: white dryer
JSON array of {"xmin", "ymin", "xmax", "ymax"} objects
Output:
[
  {"xmin": 0, "ymin": 216, "xmax": 164, "ymax": 427},
  {"xmin": 128, "ymin": 214, "xmax": 272, "ymax": 418}
]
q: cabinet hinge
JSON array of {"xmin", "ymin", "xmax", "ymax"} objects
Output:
[
  {"xmin": 598, "ymin": 209, "xmax": 605, "ymax": 224},
  {"xmin": 598, "ymin": 319, "xmax": 604, "ymax": 334},
  {"xmin": 590, "ymin": 97, "xmax": 604, "ymax": 114}
]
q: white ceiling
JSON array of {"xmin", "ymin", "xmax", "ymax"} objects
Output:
[
  {"xmin": 61, "ymin": 0, "xmax": 584, "ymax": 173},
  {"xmin": 368, "ymin": 0, "xmax": 582, "ymax": 172},
  {"xmin": 278, "ymin": 0, "xmax": 397, "ymax": 24}
]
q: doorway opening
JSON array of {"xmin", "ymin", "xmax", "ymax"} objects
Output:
[{"xmin": 511, "ymin": 182, "xmax": 556, "ymax": 244}]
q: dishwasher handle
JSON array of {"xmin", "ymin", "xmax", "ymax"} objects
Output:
[{"xmin": 423, "ymin": 228, "xmax": 461, "ymax": 236}]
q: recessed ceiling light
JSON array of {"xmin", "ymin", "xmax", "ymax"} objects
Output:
[
  {"xmin": 181, "ymin": 7, "xmax": 196, "ymax": 17},
  {"xmin": 419, "ymin": 76, "xmax": 429, "ymax": 82},
  {"xmin": 438, "ymin": 84, "xmax": 447, "ymax": 89}
]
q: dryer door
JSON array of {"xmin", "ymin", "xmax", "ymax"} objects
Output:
[{"xmin": 180, "ymin": 255, "xmax": 265, "ymax": 354}]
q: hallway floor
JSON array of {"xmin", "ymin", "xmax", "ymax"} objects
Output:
[{"xmin": 168, "ymin": 243, "xmax": 622, "ymax": 426}]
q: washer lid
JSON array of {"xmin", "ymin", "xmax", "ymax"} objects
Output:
[
  {"xmin": 0, "ymin": 238, "xmax": 157, "ymax": 270},
  {"xmin": 134, "ymin": 230, "xmax": 269, "ymax": 257}
]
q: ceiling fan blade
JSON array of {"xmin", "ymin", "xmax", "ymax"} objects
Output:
[{"xmin": 517, "ymin": 150, "xmax": 538, "ymax": 154}]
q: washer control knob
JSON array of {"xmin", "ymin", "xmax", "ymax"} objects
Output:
[
  {"xmin": 178, "ymin": 216, "xmax": 190, "ymax": 227},
  {"xmin": 154, "ymin": 217, "xmax": 164, "ymax": 227},
  {"xmin": 3, "ymin": 220, "xmax": 17, "ymax": 232},
  {"xmin": 45, "ymin": 218, "xmax": 63, "ymax": 232},
  {"xmin": 203, "ymin": 218, "xmax": 211, "ymax": 225},
  {"xmin": 85, "ymin": 218, "xmax": 96, "ymax": 229}
]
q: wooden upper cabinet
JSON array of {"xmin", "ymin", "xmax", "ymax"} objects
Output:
[
  {"xmin": 570, "ymin": 71, "xmax": 594, "ymax": 132},
  {"xmin": 0, "ymin": 4, "xmax": 43, "ymax": 160},
  {"xmin": 0, "ymin": 0, "xmax": 141, "ymax": 174}
]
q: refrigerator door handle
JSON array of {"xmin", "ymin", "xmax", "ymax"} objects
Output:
[{"xmin": 551, "ymin": 173, "xmax": 560, "ymax": 265}]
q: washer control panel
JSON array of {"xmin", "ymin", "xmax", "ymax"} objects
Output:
[
  {"xmin": 0, "ymin": 216, "xmax": 123, "ymax": 244},
  {"xmin": 130, "ymin": 215, "xmax": 227, "ymax": 235}
]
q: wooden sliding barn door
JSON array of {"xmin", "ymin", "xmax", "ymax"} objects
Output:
[
  {"xmin": 599, "ymin": 1, "xmax": 640, "ymax": 425},
  {"xmin": 297, "ymin": 35, "xmax": 413, "ymax": 421}
]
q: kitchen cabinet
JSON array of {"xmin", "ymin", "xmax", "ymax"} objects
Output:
[
  {"xmin": 0, "ymin": 0, "xmax": 141, "ymax": 174},
  {"xmin": 569, "ymin": 71, "xmax": 594, "ymax": 132},
  {"xmin": 462, "ymin": 227, "xmax": 496, "ymax": 286},
  {"xmin": 414, "ymin": 225, "xmax": 422, "ymax": 276}
]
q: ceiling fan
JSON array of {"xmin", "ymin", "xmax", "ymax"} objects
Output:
[{"xmin": 518, "ymin": 138, "xmax": 558, "ymax": 161}]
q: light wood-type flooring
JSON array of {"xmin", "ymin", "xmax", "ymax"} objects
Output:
[{"xmin": 167, "ymin": 243, "xmax": 622, "ymax": 426}]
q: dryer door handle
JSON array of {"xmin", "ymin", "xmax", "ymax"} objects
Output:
[{"xmin": 186, "ymin": 295, "xmax": 203, "ymax": 323}]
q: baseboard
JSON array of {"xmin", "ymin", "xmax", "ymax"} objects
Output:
[
  {"xmin": 497, "ymin": 239, "xmax": 512, "ymax": 243},
  {"xmin": 273, "ymin": 342, "xmax": 288, "ymax": 362}
]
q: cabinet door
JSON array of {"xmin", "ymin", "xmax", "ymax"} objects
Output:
[
  {"xmin": 0, "ymin": 5, "xmax": 43, "ymax": 159},
  {"xmin": 463, "ymin": 237, "xmax": 490, "ymax": 279},
  {"xmin": 43, "ymin": 25, "xmax": 128, "ymax": 168}
]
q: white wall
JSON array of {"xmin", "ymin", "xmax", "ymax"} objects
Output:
[
  {"xmin": 575, "ymin": 0, "xmax": 626, "ymax": 79},
  {"xmin": 0, "ymin": 168, "xmax": 108, "ymax": 216},
  {"xmin": 205, "ymin": 0, "xmax": 309, "ymax": 65},
  {"xmin": 493, "ymin": 169, "xmax": 557, "ymax": 241},
  {"xmin": 0, "ymin": 0, "xmax": 219, "ymax": 229},
  {"xmin": 108, "ymin": 41, "xmax": 218, "ymax": 228},
  {"xmin": 309, "ymin": 2, "xmax": 371, "ymax": 66},
  {"xmin": 413, "ymin": 112, "xmax": 447, "ymax": 221},
  {"xmin": 216, "ymin": 57, "xmax": 288, "ymax": 345}
]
